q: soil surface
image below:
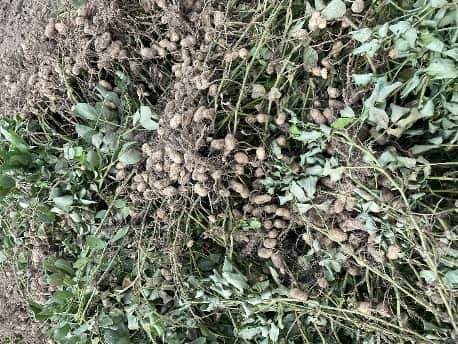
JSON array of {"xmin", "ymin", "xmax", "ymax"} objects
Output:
[
  {"xmin": 0, "ymin": 266, "xmax": 49, "ymax": 343},
  {"xmin": 0, "ymin": 0, "xmax": 58, "ymax": 115},
  {"xmin": 0, "ymin": 2, "xmax": 54, "ymax": 342}
]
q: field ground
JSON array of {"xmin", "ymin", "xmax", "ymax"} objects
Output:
[{"xmin": 0, "ymin": 0, "xmax": 457, "ymax": 343}]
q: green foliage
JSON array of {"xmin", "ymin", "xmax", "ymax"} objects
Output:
[
  {"xmin": 214, "ymin": 0, "xmax": 458, "ymax": 341},
  {"xmin": 0, "ymin": 70, "xmax": 159, "ymax": 342}
]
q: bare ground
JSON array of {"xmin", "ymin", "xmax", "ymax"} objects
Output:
[{"xmin": 0, "ymin": 1, "xmax": 55, "ymax": 342}]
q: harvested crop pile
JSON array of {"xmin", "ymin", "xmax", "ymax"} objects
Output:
[{"xmin": 0, "ymin": 0, "xmax": 457, "ymax": 343}]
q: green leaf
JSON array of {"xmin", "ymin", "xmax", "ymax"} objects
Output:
[
  {"xmin": 269, "ymin": 141, "xmax": 281, "ymax": 159},
  {"xmin": 430, "ymin": 0, "xmax": 448, "ymax": 8},
  {"xmin": 222, "ymin": 258, "xmax": 248, "ymax": 292},
  {"xmin": 375, "ymin": 81, "xmax": 402, "ymax": 102},
  {"xmin": 53, "ymin": 195, "xmax": 74, "ymax": 211},
  {"xmin": 424, "ymin": 38, "xmax": 445, "ymax": 52},
  {"xmin": 445, "ymin": 270, "xmax": 458, "ymax": 286},
  {"xmin": 378, "ymin": 23, "xmax": 389, "ymax": 38},
  {"xmin": 99, "ymin": 312, "xmax": 114, "ymax": 328},
  {"xmin": 127, "ymin": 312, "xmax": 139, "ymax": 331},
  {"xmin": 332, "ymin": 117, "xmax": 354, "ymax": 129},
  {"xmin": 420, "ymin": 270, "xmax": 436, "ymax": 284},
  {"xmin": 350, "ymin": 28, "xmax": 372, "ymax": 43},
  {"xmin": 73, "ymin": 257, "xmax": 89, "ymax": 269},
  {"xmin": 292, "ymin": 130, "xmax": 323, "ymax": 143},
  {"xmin": 444, "ymin": 102, "xmax": 458, "ymax": 116},
  {"xmin": 115, "ymin": 70, "xmax": 131, "ymax": 90},
  {"xmin": 222, "ymin": 271, "xmax": 248, "ymax": 292},
  {"xmin": 47, "ymin": 272, "xmax": 66, "ymax": 286},
  {"xmin": 0, "ymin": 250, "xmax": 7, "ymax": 264},
  {"xmin": 0, "ymin": 127, "xmax": 28, "ymax": 152},
  {"xmin": 389, "ymin": 21, "xmax": 411, "ymax": 35},
  {"xmin": 303, "ymin": 46, "xmax": 318, "ymax": 66},
  {"xmin": 73, "ymin": 324, "xmax": 90, "ymax": 336},
  {"xmin": 401, "ymin": 74, "xmax": 421, "ymax": 98},
  {"xmin": 75, "ymin": 124, "xmax": 97, "ymax": 142},
  {"xmin": 133, "ymin": 106, "xmax": 159, "ymax": 130},
  {"xmin": 315, "ymin": 0, "xmax": 325, "ymax": 11},
  {"xmin": 288, "ymin": 19, "xmax": 306, "ymax": 37},
  {"xmin": 91, "ymin": 133, "xmax": 103, "ymax": 149},
  {"xmin": 96, "ymin": 87, "xmax": 121, "ymax": 107},
  {"xmin": 353, "ymin": 74, "xmax": 373, "ymax": 86},
  {"xmin": 404, "ymin": 28, "xmax": 417, "ymax": 48},
  {"xmin": 104, "ymin": 329, "xmax": 130, "ymax": 344},
  {"xmin": 54, "ymin": 259, "xmax": 75, "ymax": 275},
  {"xmin": 0, "ymin": 175, "xmax": 15, "ymax": 195},
  {"xmin": 297, "ymin": 177, "xmax": 318, "ymax": 198},
  {"xmin": 321, "ymin": 0, "xmax": 346, "ymax": 20},
  {"xmin": 397, "ymin": 156, "xmax": 416, "ymax": 169},
  {"xmin": 86, "ymin": 236, "xmax": 107, "ymax": 250},
  {"xmin": 389, "ymin": 109, "xmax": 422, "ymax": 136},
  {"xmin": 74, "ymin": 103, "xmax": 99, "ymax": 121},
  {"xmin": 368, "ymin": 107, "xmax": 389, "ymax": 130},
  {"xmin": 352, "ymin": 40, "xmax": 380, "ymax": 58},
  {"xmin": 112, "ymin": 227, "xmax": 129, "ymax": 242},
  {"xmin": 425, "ymin": 58, "xmax": 458, "ymax": 80},
  {"xmin": 238, "ymin": 327, "xmax": 261, "ymax": 340},
  {"xmin": 113, "ymin": 199, "xmax": 127, "ymax": 209},
  {"xmin": 278, "ymin": 194, "xmax": 293, "ymax": 205},
  {"xmin": 410, "ymin": 145, "xmax": 438, "ymax": 155},
  {"xmin": 120, "ymin": 207, "xmax": 130, "ymax": 219},
  {"xmin": 86, "ymin": 150, "xmax": 100, "ymax": 170},
  {"xmin": 190, "ymin": 339, "xmax": 207, "ymax": 344},
  {"xmin": 145, "ymin": 314, "xmax": 165, "ymax": 338},
  {"xmin": 444, "ymin": 48, "xmax": 458, "ymax": 61},
  {"xmin": 390, "ymin": 104, "xmax": 410, "ymax": 123},
  {"xmin": 269, "ymin": 323, "xmax": 280, "ymax": 342},
  {"xmin": 290, "ymin": 181, "xmax": 307, "ymax": 202},
  {"xmin": 72, "ymin": 0, "xmax": 87, "ymax": 8},
  {"xmin": 51, "ymin": 324, "xmax": 72, "ymax": 341},
  {"xmin": 118, "ymin": 149, "xmax": 142, "ymax": 165},
  {"xmin": 50, "ymin": 290, "xmax": 74, "ymax": 304},
  {"xmin": 101, "ymin": 132, "xmax": 118, "ymax": 153},
  {"xmin": 341, "ymin": 106, "xmax": 355, "ymax": 118},
  {"xmin": 240, "ymin": 218, "xmax": 261, "ymax": 230},
  {"xmin": 2, "ymin": 151, "xmax": 32, "ymax": 170}
]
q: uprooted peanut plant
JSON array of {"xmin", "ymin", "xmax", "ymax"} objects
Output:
[{"xmin": 0, "ymin": 0, "xmax": 457, "ymax": 343}]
